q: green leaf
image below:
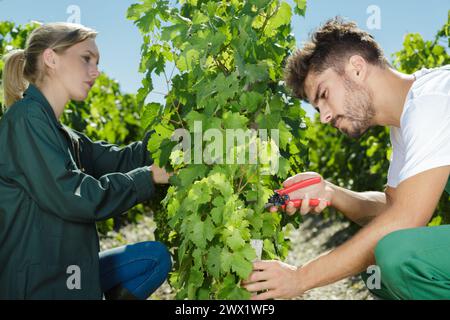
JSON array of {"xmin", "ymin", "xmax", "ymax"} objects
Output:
[
  {"xmin": 215, "ymin": 73, "xmax": 240, "ymax": 106},
  {"xmin": 216, "ymin": 274, "xmax": 237, "ymax": 299},
  {"xmin": 265, "ymin": 2, "xmax": 292, "ymax": 36},
  {"xmin": 208, "ymin": 32, "xmax": 227, "ymax": 55},
  {"xmin": 241, "ymin": 243, "xmax": 257, "ymax": 261},
  {"xmin": 147, "ymin": 123, "xmax": 174, "ymax": 154},
  {"xmin": 225, "ymin": 227, "xmax": 246, "ymax": 251},
  {"xmin": 262, "ymin": 216, "xmax": 276, "ymax": 237},
  {"xmin": 192, "ymin": 11, "xmax": 209, "ymax": 24},
  {"xmin": 220, "ymin": 248, "xmax": 233, "ymax": 274},
  {"xmin": 161, "ymin": 23, "xmax": 188, "ymax": 42},
  {"xmin": 187, "ymin": 268, "xmax": 204, "ymax": 299},
  {"xmin": 187, "ymin": 214, "xmax": 209, "ymax": 249},
  {"xmin": 227, "ymin": 286, "xmax": 252, "ymax": 300},
  {"xmin": 177, "ymin": 47, "xmax": 200, "ymax": 71},
  {"xmin": 239, "ymin": 91, "xmax": 264, "ymax": 113},
  {"xmin": 294, "ymin": 0, "xmax": 307, "ymax": 16},
  {"xmin": 230, "ymin": 245, "xmax": 255, "ymax": 279},
  {"xmin": 249, "ymin": 0, "xmax": 272, "ymax": 9},
  {"xmin": 241, "ymin": 63, "xmax": 269, "ymax": 84},
  {"xmin": 256, "ymin": 112, "xmax": 281, "ymax": 130},
  {"xmin": 184, "ymin": 181, "xmax": 212, "ymax": 213},
  {"xmin": 222, "ymin": 111, "xmax": 249, "ymax": 129},
  {"xmin": 198, "ymin": 288, "xmax": 211, "ymax": 300},
  {"xmin": 278, "ymin": 121, "xmax": 293, "ymax": 150},
  {"xmin": 176, "ymin": 164, "xmax": 208, "ymax": 187},
  {"xmin": 185, "ymin": 110, "xmax": 207, "ymax": 130},
  {"xmin": 141, "ymin": 102, "xmax": 162, "ymax": 129},
  {"xmin": 209, "ymin": 173, "xmax": 234, "ymax": 198},
  {"xmin": 231, "ymin": 253, "xmax": 253, "ymax": 279},
  {"xmin": 211, "ymin": 207, "xmax": 223, "ymax": 225},
  {"xmin": 206, "ymin": 246, "xmax": 222, "ymax": 278},
  {"xmin": 276, "ymin": 157, "xmax": 291, "ymax": 179}
]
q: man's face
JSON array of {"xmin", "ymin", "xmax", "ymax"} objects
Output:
[{"xmin": 304, "ymin": 67, "xmax": 376, "ymax": 139}]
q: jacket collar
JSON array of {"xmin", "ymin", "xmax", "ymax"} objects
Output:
[{"xmin": 23, "ymin": 84, "xmax": 63, "ymax": 128}]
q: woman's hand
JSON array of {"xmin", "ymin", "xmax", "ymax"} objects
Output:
[
  {"xmin": 150, "ymin": 165, "xmax": 172, "ymax": 184},
  {"xmin": 270, "ymin": 171, "xmax": 334, "ymax": 216}
]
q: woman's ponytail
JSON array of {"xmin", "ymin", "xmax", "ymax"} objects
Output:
[{"xmin": 2, "ymin": 49, "xmax": 28, "ymax": 108}]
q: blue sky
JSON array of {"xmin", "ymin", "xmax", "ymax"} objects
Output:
[{"xmin": 1, "ymin": 0, "xmax": 448, "ymax": 117}]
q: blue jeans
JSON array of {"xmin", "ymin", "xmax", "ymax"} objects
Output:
[{"xmin": 99, "ymin": 241, "xmax": 172, "ymax": 300}]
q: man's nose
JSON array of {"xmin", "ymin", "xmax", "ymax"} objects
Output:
[{"xmin": 319, "ymin": 108, "xmax": 333, "ymax": 124}]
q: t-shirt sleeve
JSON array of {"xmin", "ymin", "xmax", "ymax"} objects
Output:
[
  {"xmin": 398, "ymin": 94, "xmax": 450, "ymax": 184},
  {"xmin": 387, "ymin": 127, "xmax": 403, "ymax": 188}
]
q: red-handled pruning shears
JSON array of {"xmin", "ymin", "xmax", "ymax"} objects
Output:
[{"xmin": 265, "ymin": 177, "xmax": 331, "ymax": 210}]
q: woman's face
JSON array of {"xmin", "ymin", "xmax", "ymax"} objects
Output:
[{"xmin": 53, "ymin": 38, "xmax": 100, "ymax": 101}]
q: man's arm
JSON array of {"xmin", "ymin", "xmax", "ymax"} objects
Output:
[
  {"xmin": 327, "ymin": 182, "xmax": 395, "ymax": 226},
  {"xmin": 280, "ymin": 172, "xmax": 394, "ymax": 226},
  {"xmin": 243, "ymin": 165, "xmax": 449, "ymax": 300}
]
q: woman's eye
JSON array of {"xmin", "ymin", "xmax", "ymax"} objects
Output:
[
  {"xmin": 82, "ymin": 56, "xmax": 90, "ymax": 63},
  {"xmin": 321, "ymin": 90, "xmax": 327, "ymax": 99}
]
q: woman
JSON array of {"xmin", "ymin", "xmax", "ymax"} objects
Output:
[{"xmin": 0, "ymin": 22, "xmax": 172, "ymax": 299}]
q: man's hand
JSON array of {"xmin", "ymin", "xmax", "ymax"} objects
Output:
[
  {"xmin": 270, "ymin": 172, "xmax": 333, "ymax": 216},
  {"xmin": 150, "ymin": 165, "xmax": 172, "ymax": 184},
  {"xmin": 242, "ymin": 260, "xmax": 305, "ymax": 300}
]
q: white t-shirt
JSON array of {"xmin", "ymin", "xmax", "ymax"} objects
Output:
[{"xmin": 387, "ymin": 65, "xmax": 450, "ymax": 188}]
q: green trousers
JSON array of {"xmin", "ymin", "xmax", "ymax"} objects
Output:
[{"xmin": 361, "ymin": 225, "xmax": 450, "ymax": 299}]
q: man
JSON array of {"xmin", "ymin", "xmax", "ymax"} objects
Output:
[{"xmin": 243, "ymin": 17, "xmax": 450, "ymax": 300}]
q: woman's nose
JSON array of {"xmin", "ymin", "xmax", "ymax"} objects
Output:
[{"xmin": 90, "ymin": 66, "xmax": 100, "ymax": 79}]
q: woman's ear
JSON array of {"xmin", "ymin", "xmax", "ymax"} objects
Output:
[{"xmin": 42, "ymin": 48, "xmax": 58, "ymax": 69}]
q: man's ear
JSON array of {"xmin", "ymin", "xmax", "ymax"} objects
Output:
[
  {"xmin": 346, "ymin": 55, "xmax": 367, "ymax": 82},
  {"xmin": 42, "ymin": 48, "xmax": 58, "ymax": 69}
]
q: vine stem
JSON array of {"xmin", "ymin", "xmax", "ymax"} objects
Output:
[
  {"xmin": 174, "ymin": 100, "xmax": 185, "ymax": 130},
  {"xmin": 214, "ymin": 57, "xmax": 230, "ymax": 75},
  {"xmin": 260, "ymin": 2, "xmax": 280, "ymax": 36},
  {"xmin": 163, "ymin": 71, "xmax": 171, "ymax": 92},
  {"xmin": 237, "ymin": 171, "xmax": 257, "ymax": 194},
  {"xmin": 151, "ymin": 90, "xmax": 168, "ymax": 96},
  {"xmin": 162, "ymin": 64, "xmax": 185, "ymax": 130},
  {"xmin": 161, "ymin": 114, "xmax": 181, "ymax": 126}
]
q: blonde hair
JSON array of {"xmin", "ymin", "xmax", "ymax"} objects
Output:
[{"xmin": 2, "ymin": 22, "xmax": 97, "ymax": 108}]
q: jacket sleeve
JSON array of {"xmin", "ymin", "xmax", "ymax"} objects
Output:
[
  {"xmin": 75, "ymin": 129, "xmax": 154, "ymax": 178},
  {"xmin": 9, "ymin": 113, "xmax": 155, "ymax": 223}
]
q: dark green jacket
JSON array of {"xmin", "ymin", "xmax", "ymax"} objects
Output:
[{"xmin": 0, "ymin": 84, "xmax": 155, "ymax": 299}]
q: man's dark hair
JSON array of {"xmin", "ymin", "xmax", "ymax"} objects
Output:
[{"xmin": 284, "ymin": 17, "xmax": 389, "ymax": 102}]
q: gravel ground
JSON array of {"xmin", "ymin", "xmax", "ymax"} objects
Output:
[
  {"xmin": 99, "ymin": 212, "xmax": 374, "ymax": 300},
  {"xmin": 286, "ymin": 213, "xmax": 374, "ymax": 300}
]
